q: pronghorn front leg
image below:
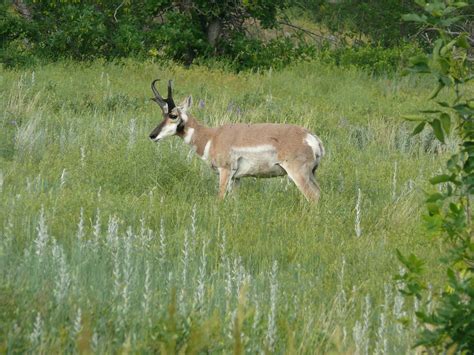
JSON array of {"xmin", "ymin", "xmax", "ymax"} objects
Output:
[
  {"xmin": 218, "ymin": 157, "xmax": 241, "ymax": 199},
  {"xmin": 218, "ymin": 168, "xmax": 231, "ymax": 199}
]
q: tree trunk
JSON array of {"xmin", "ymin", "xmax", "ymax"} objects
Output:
[
  {"xmin": 13, "ymin": 0, "xmax": 32, "ymax": 21},
  {"xmin": 174, "ymin": 0, "xmax": 192, "ymax": 13},
  {"xmin": 207, "ymin": 19, "xmax": 222, "ymax": 48}
]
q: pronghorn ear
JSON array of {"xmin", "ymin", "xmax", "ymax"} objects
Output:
[{"xmin": 180, "ymin": 95, "xmax": 193, "ymax": 112}]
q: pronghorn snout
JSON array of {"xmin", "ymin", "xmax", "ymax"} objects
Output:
[{"xmin": 149, "ymin": 121, "xmax": 166, "ymax": 141}]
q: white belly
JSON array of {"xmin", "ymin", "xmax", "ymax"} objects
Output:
[{"xmin": 231, "ymin": 145, "xmax": 285, "ymax": 178}]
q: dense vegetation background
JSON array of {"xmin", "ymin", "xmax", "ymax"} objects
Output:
[{"xmin": 3, "ymin": 0, "xmax": 471, "ymax": 72}]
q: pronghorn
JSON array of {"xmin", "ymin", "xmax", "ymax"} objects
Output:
[{"xmin": 148, "ymin": 79, "xmax": 324, "ymax": 202}]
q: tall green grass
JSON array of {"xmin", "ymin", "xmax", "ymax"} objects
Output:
[{"xmin": 0, "ymin": 59, "xmax": 457, "ymax": 352}]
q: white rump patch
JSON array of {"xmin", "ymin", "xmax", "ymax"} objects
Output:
[
  {"xmin": 202, "ymin": 140, "xmax": 212, "ymax": 161},
  {"xmin": 184, "ymin": 128, "xmax": 195, "ymax": 144},
  {"xmin": 304, "ymin": 134, "xmax": 324, "ymax": 160}
]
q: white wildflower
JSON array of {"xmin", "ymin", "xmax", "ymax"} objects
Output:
[
  {"xmin": 266, "ymin": 261, "xmax": 278, "ymax": 352},
  {"xmin": 355, "ymin": 188, "xmax": 362, "ymax": 237},
  {"xmin": 77, "ymin": 208, "xmax": 85, "ymax": 244},
  {"xmin": 60, "ymin": 168, "xmax": 67, "ymax": 189},
  {"xmin": 159, "ymin": 218, "xmax": 166, "ymax": 267},
  {"xmin": 71, "ymin": 307, "xmax": 82, "ymax": 340},
  {"xmin": 80, "ymin": 146, "xmax": 86, "ymax": 168},
  {"xmin": 29, "ymin": 312, "xmax": 43, "ymax": 347},
  {"xmin": 142, "ymin": 262, "xmax": 151, "ymax": 315},
  {"xmin": 52, "ymin": 241, "xmax": 71, "ymax": 304},
  {"xmin": 34, "ymin": 206, "xmax": 48, "ymax": 259}
]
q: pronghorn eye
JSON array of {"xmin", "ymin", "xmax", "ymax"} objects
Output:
[{"xmin": 169, "ymin": 114, "xmax": 178, "ymax": 121}]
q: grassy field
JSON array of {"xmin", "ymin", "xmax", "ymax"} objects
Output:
[{"xmin": 0, "ymin": 59, "xmax": 454, "ymax": 353}]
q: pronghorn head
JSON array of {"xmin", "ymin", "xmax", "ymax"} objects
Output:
[{"xmin": 149, "ymin": 79, "xmax": 192, "ymax": 142}]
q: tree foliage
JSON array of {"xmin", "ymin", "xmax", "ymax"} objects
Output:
[
  {"xmin": 396, "ymin": 0, "xmax": 474, "ymax": 352},
  {"xmin": 2, "ymin": 0, "xmax": 312, "ymax": 70},
  {"xmin": 297, "ymin": 0, "xmax": 421, "ymax": 46},
  {"xmin": 298, "ymin": 0, "xmax": 473, "ymax": 48}
]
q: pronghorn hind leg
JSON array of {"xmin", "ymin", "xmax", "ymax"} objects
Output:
[
  {"xmin": 308, "ymin": 173, "xmax": 321, "ymax": 201},
  {"xmin": 281, "ymin": 164, "xmax": 320, "ymax": 202}
]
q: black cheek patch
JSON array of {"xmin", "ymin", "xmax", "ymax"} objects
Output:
[{"xmin": 177, "ymin": 119, "xmax": 185, "ymax": 134}]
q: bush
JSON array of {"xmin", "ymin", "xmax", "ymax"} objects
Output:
[
  {"xmin": 38, "ymin": 5, "xmax": 108, "ymax": 61},
  {"xmin": 320, "ymin": 42, "xmax": 422, "ymax": 75},
  {"xmin": 396, "ymin": 1, "xmax": 474, "ymax": 352},
  {"xmin": 0, "ymin": 2, "xmax": 424, "ymax": 73},
  {"xmin": 1, "ymin": 39, "xmax": 38, "ymax": 69},
  {"xmin": 0, "ymin": 4, "xmax": 38, "ymax": 68},
  {"xmin": 146, "ymin": 11, "xmax": 211, "ymax": 65},
  {"xmin": 220, "ymin": 34, "xmax": 317, "ymax": 72},
  {"xmin": 111, "ymin": 22, "xmax": 146, "ymax": 58}
]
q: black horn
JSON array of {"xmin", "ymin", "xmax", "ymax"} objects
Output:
[
  {"xmin": 167, "ymin": 80, "xmax": 176, "ymax": 110},
  {"xmin": 151, "ymin": 79, "xmax": 166, "ymax": 107},
  {"xmin": 151, "ymin": 78, "xmax": 176, "ymax": 112}
]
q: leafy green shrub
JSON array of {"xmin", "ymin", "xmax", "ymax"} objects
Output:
[
  {"xmin": 220, "ymin": 34, "xmax": 317, "ymax": 72},
  {"xmin": 299, "ymin": 0, "xmax": 421, "ymax": 47},
  {"xmin": 1, "ymin": 39, "xmax": 38, "ymax": 69},
  {"xmin": 396, "ymin": 0, "xmax": 474, "ymax": 352},
  {"xmin": 110, "ymin": 22, "xmax": 146, "ymax": 58},
  {"xmin": 1, "ymin": 1, "xmax": 315, "ymax": 71},
  {"xmin": 38, "ymin": 5, "xmax": 108, "ymax": 61},
  {"xmin": 0, "ymin": 1, "xmax": 425, "ymax": 73},
  {"xmin": 0, "ymin": 4, "xmax": 39, "ymax": 68},
  {"xmin": 147, "ymin": 11, "xmax": 210, "ymax": 65},
  {"xmin": 320, "ymin": 42, "xmax": 422, "ymax": 75}
]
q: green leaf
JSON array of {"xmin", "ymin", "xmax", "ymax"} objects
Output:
[
  {"xmin": 396, "ymin": 249, "xmax": 408, "ymax": 266},
  {"xmin": 439, "ymin": 74, "xmax": 454, "ymax": 86},
  {"xmin": 429, "ymin": 174, "xmax": 452, "ymax": 184},
  {"xmin": 440, "ymin": 113, "xmax": 451, "ymax": 135},
  {"xmin": 453, "ymin": 104, "xmax": 474, "ymax": 116},
  {"xmin": 423, "ymin": 214, "xmax": 443, "ymax": 233},
  {"xmin": 429, "ymin": 118, "xmax": 445, "ymax": 143},
  {"xmin": 456, "ymin": 34, "xmax": 470, "ymax": 49},
  {"xmin": 412, "ymin": 121, "xmax": 426, "ymax": 135},
  {"xmin": 426, "ymin": 202, "xmax": 440, "ymax": 215},
  {"xmin": 447, "ymin": 154, "xmax": 460, "ymax": 172},
  {"xmin": 453, "ymin": 2, "xmax": 468, "ymax": 8},
  {"xmin": 449, "ymin": 202, "xmax": 460, "ymax": 213},
  {"xmin": 419, "ymin": 110, "xmax": 441, "ymax": 114},
  {"xmin": 402, "ymin": 13, "xmax": 428, "ymax": 23},
  {"xmin": 436, "ymin": 101, "xmax": 450, "ymax": 107},
  {"xmin": 429, "ymin": 82, "xmax": 444, "ymax": 99},
  {"xmin": 426, "ymin": 193, "xmax": 444, "ymax": 202},
  {"xmin": 439, "ymin": 16, "xmax": 462, "ymax": 27},
  {"xmin": 447, "ymin": 268, "xmax": 456, "ymax": 283},
  {"xmin": 440, "ymin": 38, "xmax": 457, "ymax": 56},
  {"xmin": 402, "ymin": 114, "xmax": 425, "ymax": 121},
  {"xmin": 409, "ymin": 54, "xmax": 429, "ymax": 66},
  {"xmin": 433, "ymin": 38, "xmax": 443, "ymax": 58}
]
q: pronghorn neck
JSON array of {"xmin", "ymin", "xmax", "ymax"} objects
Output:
[{"xmin": 179, "ymin": 115, "xmax": 216, "ymax": 158}]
